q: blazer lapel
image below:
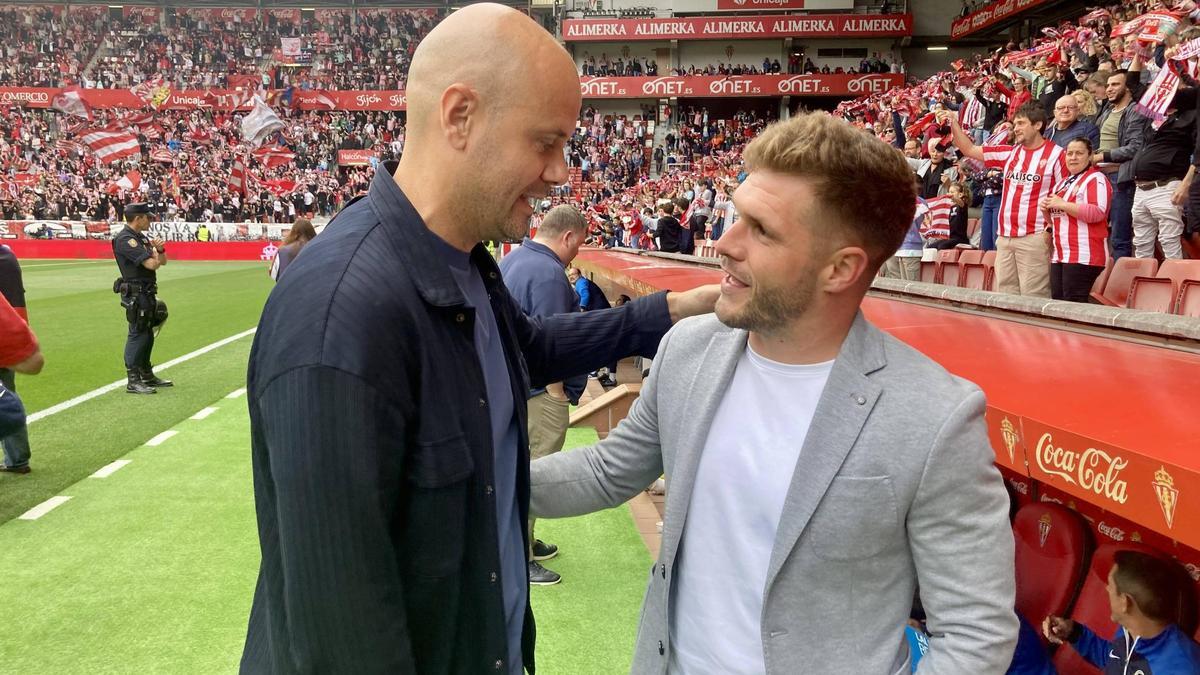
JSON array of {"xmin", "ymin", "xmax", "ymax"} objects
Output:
[
  {"xmin": 661, "ymin": 327, "xmax": 746, "ymax": 562},
  {"xmin": 764, "ymin": 314, "xmax": 887, "ymax": 592}
]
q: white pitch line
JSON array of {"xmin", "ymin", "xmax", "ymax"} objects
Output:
[
  {"xmin": 190, "ymin": 406, "xmax": 219, "ymax": 420},
  {"xmin": 91, "ymin": 459, "xmax": 132, "ymax": 478},
  {"xmin": 20, "ymin": 260, "xmax": 112, "ymax": 269},
  {"xmin": 145, "ymin": 430, "xmax": 178, "ymax": 447},
  {"xmin": 26, "ymin": 327, "xmax": 257, "ymax": 425},
  {"xmin": 18, "ymin": 496, "xmax": 72, "ymax": 520},
  {"xmin": 225, "ymin": 388, "xmax": 247, "ymax": 399}
]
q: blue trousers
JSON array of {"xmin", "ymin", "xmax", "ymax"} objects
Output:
[
  {"xmin": 980, "ymin": 194, "xmax": 1000, "ymax": 252},
  {"xmin": 0, "ymin": 368, "xmax": 30, "ymax": 469},
  {"xmin": 1108, "ymin": 182, "xmax": 1135, "ymax": 260}
]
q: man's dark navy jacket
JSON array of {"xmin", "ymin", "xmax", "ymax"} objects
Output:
[{"xmin": 240, "ymin": 162, "xmax": 671, "ymax": 674}]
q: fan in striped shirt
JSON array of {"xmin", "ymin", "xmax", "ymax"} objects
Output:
[
  {"xmin": 1039, "ymin": 137, "xmax": 1112, "ymax": 303},
  {"xmin": 939, "ymin": 104, "xmax": 1066, "ymax": 298}
]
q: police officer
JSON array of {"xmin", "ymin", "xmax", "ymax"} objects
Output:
[{"xmin": 113, "ymin": 203, "xmax": 172, "ymax": 394}]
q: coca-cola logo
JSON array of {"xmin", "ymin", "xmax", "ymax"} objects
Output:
[
  {"xmin": 847, "ymin": 75, "xmax": 891, "ymax": 94},
  {"xmin": 0, "ymin": 90, "xmax": 50, "ymax": 105},
  {"xmin": 355, "ymin": 94, "xmax": 382, "ymax": 106},
  {"xmin": 1035, "ymin": 433, "xmax": 1129, "ymax": 505},
  {"xmin": 708, "ymin": 78, "xmax": 755, "ymax": 95},
  {"xmin": 1098, "ymin": 521, "xmax": 1126, "ymax": 541},
  {"xmin": 1186, "ymin": 563, "xmax": 1200, "ymax": 582},
  {"xmin": 580, "ymin": 78, "xmax": 622, "ymax": 97},
  {"xmin": 1007, "ymin": 479, "xmax": 1029, "ymax": 495},
  {"xmin": 776, "ymin": 76, "xmax": 822, "ymax": 95},
  {"xmin": 1039, "ymin": 494, "xmax": 1064, "ymax": 505}
]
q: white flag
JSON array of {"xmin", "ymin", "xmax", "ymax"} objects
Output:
[{"xmin": 241, "ymin": 97, "xmax": 285, "ymax": 148}]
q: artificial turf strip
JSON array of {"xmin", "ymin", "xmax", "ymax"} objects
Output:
[
  {"xmin": 18, "ymin": 260, "xmax": 273, "ymax": 411},
  {"xmin": 0, "ymin": 338, "xmax": 255, "ymax": 525},
  {"xmin": 0, "ymin": 399, "xmax": 259, "ymax": 674},
  {"xmin": 0, "ymin": 260, "xmax": 272, "ymax": 525},
  {"xmin": 0, "ymin": 415, "xmax": 650, "ymax": 673},
  {"xmin": 531, "ymin": 427, "xmax": 652, "ymax": 675}
]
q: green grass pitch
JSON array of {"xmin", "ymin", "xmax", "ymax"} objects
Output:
[{"xmin": 0, "ymin": 260, "xmax": 648, "ymax": 673}]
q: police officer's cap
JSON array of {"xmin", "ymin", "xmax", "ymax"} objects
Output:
[{"xmin": 125, "ymin": 203, "xmax": 152, "ymax": 219}]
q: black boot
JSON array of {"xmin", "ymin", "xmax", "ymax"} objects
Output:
[
  {"xmin": 141, "ymin": 367, "xmax": 173, "ymax": 388},
  {"xmin": 126, "ymin": 369, "xmax": 157, "ymax": 395}
]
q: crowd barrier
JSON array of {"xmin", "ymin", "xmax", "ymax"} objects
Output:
[{"xmin": 4, "ymin": 239, "xmax": 278, "ymax": 261}]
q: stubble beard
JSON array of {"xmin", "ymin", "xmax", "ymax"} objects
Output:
[{"xmin": 715, "ymin": 271, "xmax": 815, "ymax": 335}]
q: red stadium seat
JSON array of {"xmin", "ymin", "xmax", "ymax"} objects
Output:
[
  {"xmin": 961, "ymin": 250, "xmax": 996, "ymax": 291},
  {"xmin": 1155, "ymin": 259, "xmax": 1200, "ymax": 288},
  {"xmin": 1090, "ymin": 259, "xmax": 1114, "ymax": 297},
  {"xmin": 936, "ymin": 249, "xmax": 961, "ymax": 264},
  {"xmin": 919, "ymin": 260, "xmax": 938, "ymax": 284},
  {"xmin": 1012, "ymin": 504, "xmax": 1090, "ymax": 632},
  {"xmin": 1051, "ymin": 542, "xmax": 1167, "ymax": 675},
  {"xmin": 1090, "ymin": 258, "xmax": 1158, "ymax": 307},
  {"xmin": 942, "ymin": 261, "xmax": 963, "ymax": 287},
  {"xmin": 1126, "ymin": 278, "xmax": 1177, "ymax": 313},
  {"xmin": 967, "ymin": 218, "xmax": 981, "ymax": 239},
  {"xmin": 953, "ymin": 249, "xmax": 984, "ymax": 288},
  {"xmin": 1177, "ymin": 280, "xmax": 1200, "ymax": 317}
]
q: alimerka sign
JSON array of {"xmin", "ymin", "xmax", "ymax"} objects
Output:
[
  {"xmin": 950, "ymin": 0, "xmax": 1051, "ymax": 39},
  {"xmin": 563, "ymin": 14, "xmax": 912, "ymax": 41},
  {"xmin": 579, "ymin": 73, "xmax": 904, "ymax": 98},
  {"xmin": 985, "ymin": 409, "xmax": 1200, "ymax": 552}
]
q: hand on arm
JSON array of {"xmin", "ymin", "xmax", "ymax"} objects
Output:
[
  {"xmin": 1173, "ymin": 166, "xmax": 1195, "ymax": 207},
  {"xmin": 665, "ymin": 284, "xmax": 720, "ymax": 323}
]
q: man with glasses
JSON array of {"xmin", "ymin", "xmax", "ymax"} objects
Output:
[{"xmin": 1044, "ymin": 95, "xmax": 1100, "ymax": 149}]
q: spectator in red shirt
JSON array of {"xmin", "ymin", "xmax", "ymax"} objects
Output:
[
  {"xmin": 0, "ymin": 245, "xmax": 39, "ymax": 474},
  {"xmin": 0, "ymin": 287, "xmax": 42, "ymax": 475},
  {"xmin": 941, "ymin": 104, "xmax": 1066, "ymax": 297}
]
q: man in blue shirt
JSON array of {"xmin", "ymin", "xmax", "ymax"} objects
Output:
[
  {"xmin": 500, "ymin": 205, "xmax": 589, "ymax": 585},
  {"xmin": 1044, "ymin": 550, "xmax": 1200, "ymax": 674},
  {"xmin": 1044, "ymin": 95, "xmax": 1100, "ymax": 149}
]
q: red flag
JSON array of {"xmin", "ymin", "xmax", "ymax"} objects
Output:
[
  {"xmin": 78, "ymin": 128, "xmax": 140, "ymax": 164},
  {"xmin": 263, "ymin": 179, "xmax": 298, "ymax": 197},
  {"xmin": 919, "ymin": 195, "xmax": 955, "ymax": 239},
  {"xmin": 51, "ymin": 86, "xmax": 91, "ymax": 120},
  {"xmin": 228, "ymin": 157, "xmax": 248, "ymax": 196},
  {"xmin": 107, "ymin": 169, "xmax": 141, "ymax": 194},
  {"xmin": 252, "ymin": 144, "xmax": 297, "ymax": 169}
]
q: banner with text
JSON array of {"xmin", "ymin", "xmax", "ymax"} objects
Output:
[
  {"xmin": 950, "ymin": 0, "xmax": 1052, "ymax": 39},
  {"xmin": 564, "ymin": 15, "xmax": 912, "ymax": 41},
  {"xmin": 337, "ymin": 149, "xmax": 377, "ymax": 166},
  {"xmin": 579, "ymin": 73, "xmax": 904, "ymax": 98},
  {"xmin": 0, "ymin": 87, "xmax": 408, "ymax": 111},
  {"xmin": 713, "ymin": 0, "xmax": 853, "ymax": 10}
]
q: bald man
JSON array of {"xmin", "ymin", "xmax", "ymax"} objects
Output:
[{"xmin": 241, "ymin": 5, "xmax": 718, "ymax": 674}]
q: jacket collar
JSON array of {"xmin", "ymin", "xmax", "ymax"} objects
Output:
[{"xmin": 367, "ymin": 160, "xmax": 502, "ymax": 308}]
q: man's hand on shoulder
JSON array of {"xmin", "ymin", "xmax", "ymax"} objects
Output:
[{"xmin": 666, "ymin": 284, "xmax": 720, "ymax": 323}]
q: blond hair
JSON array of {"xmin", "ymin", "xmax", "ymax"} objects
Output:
[
  {"xmin": 1072, "ymin": 89, "xmax": 1097, "ymax": 118},
  {"xmin": 743, "ymin": 113, "xmax": 917, "ymax": 266}
]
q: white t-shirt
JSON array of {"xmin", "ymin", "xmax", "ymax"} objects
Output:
[{"xmin": 669, "ymin": 345, "xmax": 833, "ymax": 674}]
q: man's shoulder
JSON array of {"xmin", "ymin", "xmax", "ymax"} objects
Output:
[{"xmin": 874, "ymin": 325, "xmax": 982, "ymax": 413}]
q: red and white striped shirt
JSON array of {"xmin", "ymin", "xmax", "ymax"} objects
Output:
[
  {"xmin": 982, "ymin": 141, "xmax": 1067, "ymax": 238},
  {"xmin": 1049, "ymin": 167, "xmax": 1112, "ymax": 266}
]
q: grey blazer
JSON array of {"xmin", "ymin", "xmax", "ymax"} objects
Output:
[{"xmin": 531, "ymin": 312, "xmax": 1017, "ymax": 674}]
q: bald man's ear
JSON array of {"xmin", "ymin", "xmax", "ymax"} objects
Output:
[{"xmin": 440, "ymin": 83, "xmax": 478, "ymax": 151}]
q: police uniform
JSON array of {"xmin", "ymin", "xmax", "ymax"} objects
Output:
[{"xmin": 113, "ymin": 203, "xmax": 172, "ymax": 394}]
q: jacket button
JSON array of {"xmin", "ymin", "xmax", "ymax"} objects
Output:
[
  {"xmin": 479, "ymin": 397, "xmax": 487, "ymax": 407},
  {"xmin": 485, "ymin": 484, "xmax": 494, "ymax": 495},
  {"xmin": 494, "ymin": 659, "xmax": 503, "ymax": 669},
  {"xmin": 854, "ymin": 394, "xmax": 866, "ymax": 405},
  {"xmin": 456, "ymin": 313, "xmax": 466, "ymax": 323},
  {"xmin": 660, "ymin": 564, "xmax": 666, "ymax": 579},
  {"xmin": 489, "ymin": 572, "xmax": 498, "ymax": 583},
  {"xmin": 489, "ymin": 271, "xmax": 498, "ymax": 280},
  {"xmin": 658, "ymin": 640, "xmax": 664, "ymax": 655}
]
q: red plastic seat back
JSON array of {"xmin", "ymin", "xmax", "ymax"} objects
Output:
[
  {"xmin": 1155, "ymin": 259, "xmax": 1200, "ymax": 287},
  {"xmin": 1127, "ymin": 277, "xmax": 1177, "ymax": 312},
  {"xmin": 919, "ymin": 260, "xmax": 938, "ymax": 284},
  {"xmin": 1094, "ymin": 258, "xmax": 1158, "ymax": 307},
  {"xmin": 1091, "ymin": 259, "xmax": 1114, "ymax": 295},
  {"xmin": 1052, "ymin": 543, "xmax": 1164, "ymax": 675},
  {"xmin": 1178, "ymin": 280, "xmax": 1200, "ymax": 317},
  {"xmin": 1013, "ymin": 504, "xmax": 1090, "ymax": 630},
  {"xmin": 937, "ymin": 248, "xmax": 960, "ymax": 264}
]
